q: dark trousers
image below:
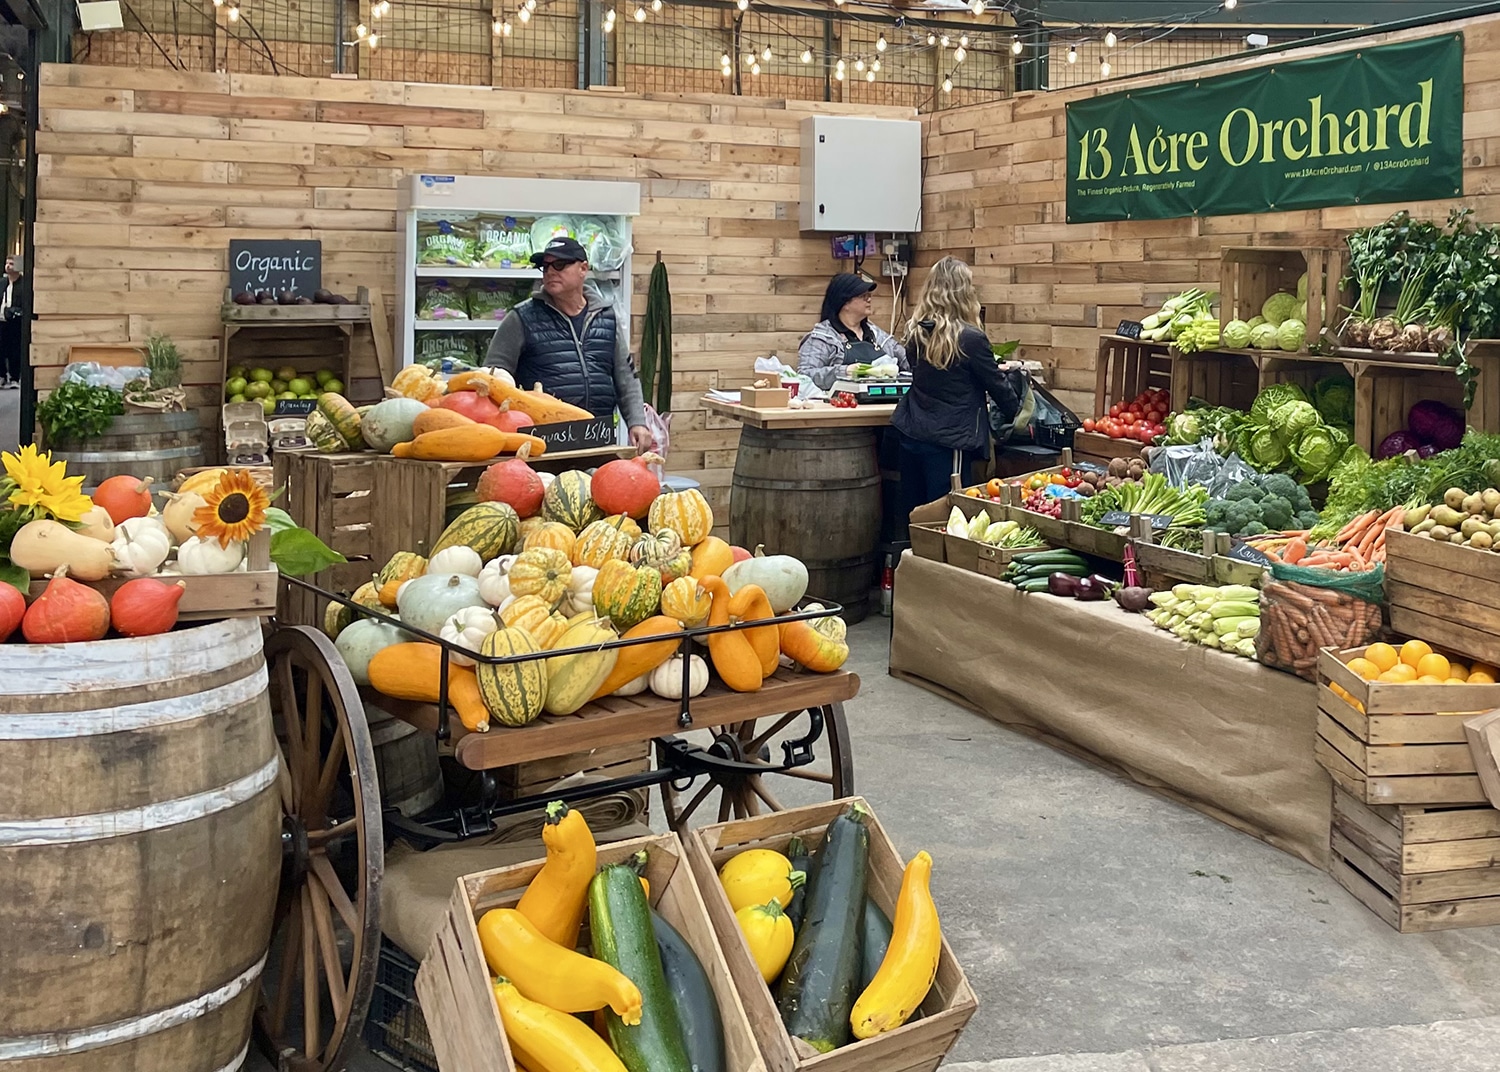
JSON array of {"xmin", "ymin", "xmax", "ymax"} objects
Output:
[
  {"xmin": 896, "ymin": 433, "xmax": 979, "ymax": 538},
  {"xmin": 1, "ymin": 323, "xmax": 20, "ymax": 382}
]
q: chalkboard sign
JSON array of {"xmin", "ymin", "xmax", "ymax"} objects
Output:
[
  {"xmin": 519, "ymin": 415, "xmax": 617, "ymax": 451},
  {"xmin": 1116, "ymin": 319, "xmax": 1145, "ymax": 340},
  {"xmin": 230, "ymin": 239, "xmax": 322, "ymax": 297},
  {"xmin": 1226, "ymin": 539, "xmax": 1274, "ymax": 567},
  {"xmin": 273, "ymin": 398, "xmax": 317, "ymax": 416},
  {"xmin": 1099, "ymin": 510, "xmax": 1175, "ymax": 529}
]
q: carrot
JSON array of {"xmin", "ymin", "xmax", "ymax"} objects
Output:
[
  {"xmin": 1346, "ymin": 547, "xmax": 1366, "ymax": 571},
  {"xmin": 1355, "ymin": 521, "xmax": 1382, "ymax": 559},
  {"xmin": 1300, "ymin": 553, "xmax": 1336, "ymax": 566},
  {"xmin": 1336, "ymin": 510, "xmax": 1379, "ymax": 544},
  {"xmin": 1283, "ymin": 536, "xmax": 1308, "ymax": 565},
  {"xmin": 1260, "ymin": 548, "xmax": 1283, "ymax": 563}
]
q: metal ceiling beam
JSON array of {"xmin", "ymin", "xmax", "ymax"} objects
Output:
[
  {"xmin": 1031, "ymin": 0, "xmax": 1476, "ymax": 28},
  {"xmin": 0, "ymin": 0, "xmax": 44, "ymax": 31}
]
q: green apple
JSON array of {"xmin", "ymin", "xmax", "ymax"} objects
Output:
[
  {"xmin": 322, "ymin": 378, "xmax": 346, "ymax": 395},
  {"xmin": 297, "ymin": 392, "xmax": 319, "ymax": 400},
  {"xmin": 227, "ymin": 364, "xmax": 249, "ymax": 380},
  {"xmin": 225, "ymin": 376, "xmax": 248, "ymax": 397},
  {"xmin": 260, "ymin": 397, "xmax": 277, "ymax": 416},
  {"xmin": 276, "ymin": 390, "xmax": 298, "ymax": 400},
  {"xmin": 275, "ymin": 366, "xmax": 298, "ymax": 382},
  {"xmin": 287, "ymin": 377, "xmax": 314, "ymax": 396},
  {"xmin": 228, "ymin": 393, "xmax": 247, "ymax": 404},
  {"xmin": 244, "ymin": 381, "xmax": 273, "ymax": 400},
  {"xmin": 248, "ymin": 367, "xmax": 274, "ymax": 383},
  {"xmin": 270, "ymin": 378, "xmax": 288, "ymax": 394},
  {"xmin": 314, "ymin": 369, "xmax": 336, "ymax": 386}
]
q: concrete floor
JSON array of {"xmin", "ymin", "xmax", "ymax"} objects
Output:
[
  {"xmin": 248, "ymin": 615, "xmax": 1500, "ymax": 1072},
  {"xmin": 1, "ymin": 384, "xmax": 18, "ymax": 449}
]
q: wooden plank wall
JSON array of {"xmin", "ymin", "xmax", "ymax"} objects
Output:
[
  {"xmin": 919, "ymin": 14, "xmax": 1500, "ymax": 418},
  {"xmin": 32, "ymin": 63, "xmax": 914, "ymax": 531}
]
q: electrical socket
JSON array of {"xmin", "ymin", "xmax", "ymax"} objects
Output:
[{"xmin": 881, "ymin": 261, "xmax": 908, "ymax": 277}]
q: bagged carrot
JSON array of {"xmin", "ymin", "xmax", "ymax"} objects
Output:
[{"xmin": 1254, "ymin": 562, "xmax": 1384, "ymax": 681}]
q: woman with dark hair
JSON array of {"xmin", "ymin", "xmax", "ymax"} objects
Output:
[
  {"xmin": 891, "ymin": 256, "xmax": 1024, "ymax": 526},
  {"xmin": 797, "ymin": 272, "xmax": 907, "ymax": 391}
]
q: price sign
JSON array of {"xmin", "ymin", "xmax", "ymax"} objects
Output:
[
  {"xmin": 1099, "ymin": 510, "xmax": 1175, "ymax": 529},
  {"xmin": 1226, "ymin": 539, "xmax": 1274, "ymax": 567},
  {"xmin": 519, "ymin": 415, "xmax": 617, "ymax": 450},
  {"xmin": 1116, "ymin": 319, "xmax": 1145, "ymax": 340},
  {"xmin": 272, "ymin": 398, "xmax": 317, "ymax": 416}
]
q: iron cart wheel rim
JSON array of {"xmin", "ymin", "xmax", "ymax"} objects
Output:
[
  {"xmin": 658, "ymin": 702, "xmax": 853, "ymax": 828},
  {"xmin": 255, "ymin": 625, "xmax": 384, "ymax": 1072}
]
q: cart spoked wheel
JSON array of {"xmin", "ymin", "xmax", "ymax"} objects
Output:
[
  {"xmin": 658, "ymin": 703, "xmax": 853, "ymax": 829},
  {"xmin": 255, "ymin": 625, "xmax": 384, "ymax": 1072}
]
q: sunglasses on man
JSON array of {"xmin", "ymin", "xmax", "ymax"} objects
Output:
[{"xmin": 541, "ymin": 259, "xmax": 581, "ymax": 272}]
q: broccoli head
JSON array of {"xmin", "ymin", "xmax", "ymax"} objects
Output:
[
  {"xmin": 1259, "ymin": 496, "xmax": 1295, "ymax": 532},
  {"xmin": 1296, "ymin": 509, "xmax": 1321, "ymax": 530},
  {"xmin": 1205, "ymin": 499, "xmax": 1232, "ymax": 529},
  {"xmin": 1225, "ymin": 481, "xmax": 1266, "ymax": 503},
  {"xmin": 1258, "ymin": 472, "xmax": 1302, "ymax": 503},
  {"xmin": 1225, "ymin": 499, "xmax": 1262, "ymax": 532},
  {"xmin": 1240, "ymin": 521, "xmax": 1269, "ymax": 536}
]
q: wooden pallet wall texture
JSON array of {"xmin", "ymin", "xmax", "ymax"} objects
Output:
[
  {"xmin": 918, "ymin": 14, "xmax": 1500, "ymax": 417},
  {"xmin": 32, "ymin": 63, "xmax": 914, "ymax": 530}
]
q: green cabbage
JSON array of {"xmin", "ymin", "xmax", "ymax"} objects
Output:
[
  {"xmin": 1221, "ymin": 319, "xmax": 1252, "ymax": 347},
  {"xmin": 1249, "ymin": 323, "xmax": 1280, "ymax": 349},
  {"xmin": 1296, "ymin": 272, "xmax": 1309, "ymax": 301},
  {"xmin": 1291, "ymin": 426, "xmax": 1341, "ymax": 481},
  {"xmin": 1261, "ymin": 292, "xmax": 1300, "ymax": 326},
  {"xmin": 1295, "ymin": 300, "xmax": 1307, "ymax": 322},
  {"xmin": 1249, "ymin": 426, "xmax": 1288, "ymax": 469},
  {"xmin": 1167, "ymin": 411, "xmax": 1203, "ymax": 444},
  {"xmin": 1250, "ymin": 382, "xmax": 1309, "ymax": 423},
  {"xmin": 1247, "ymin": 315, "xmax": 1267, "ymax": 330},
  {"xmin": 1312, "ymin": 373, "xmax": 1355, "ymax": 427},
  {"xmin": 1269, "ymin": 399, "xmax": 1320, "ymax": 437},
  {"xmin": 1277, "ymin": 318, "xmax": 1306, "ymax": 352}
]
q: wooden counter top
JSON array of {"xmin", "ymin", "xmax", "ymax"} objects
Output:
[{"xmin": 703, "ymin": 395, "xmax": 896, "ymax": 430}]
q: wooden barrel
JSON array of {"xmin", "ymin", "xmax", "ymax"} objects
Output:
[
  {"xmin": 48, "ymin": 410, "xmax": 206, "ymax": 488},
  {"xmin": 729, "ymin": 425, "xmax": 881, "ymax": 624},
  {"xmin": 368, "ymin": 702, "xmax": 443, "ymax": 818},
  {"xmin": 0, "ymin": 618, "xmax": 279, "ymax": 1072}
]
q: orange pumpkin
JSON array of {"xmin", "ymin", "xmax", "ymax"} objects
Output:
[
  {"xmin": 523, "ymin": 521, "xmax": 577, "ymax": 558},
  {"xmin": 689, "ymin": 536, "xmax": 734, "ymax": 580}
]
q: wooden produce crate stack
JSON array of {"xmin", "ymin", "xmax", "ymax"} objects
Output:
[
  {"xmin": 687, "ymin": 799, "xmax": 977, "ymax": 1072},
  {"xmin": 1074, "ymin": 335, "xmax": 1167, "ymax": 465},
  {"xmin": 272, "ymin": 451, "xmax": 379, "ymax": 627},
  {"xmin": 1219, "ymin": 246, "xmax": 1346, "ymax": 351},
  {"xmin": 1168, "ymin": 348, "xmax": 1258, "ymax": 413},
  {"xmin": 493, "ymin": 741, "xmax": 652, "ymax": 805}
]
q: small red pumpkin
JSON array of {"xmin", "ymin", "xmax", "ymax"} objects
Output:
[
  {"xmin": 730, "ymin": 545, "xmax": 753, "ymax": 564},
  {"xmin": 110, "ymin": 577, "xmax": 187, "ymax": 637},
  {"xmin": 591, "ymin": 453, "xmax": 663, "ymax": 519},
  {"xmin": 22, "ymin": 567, "xmax": 110, "ymax": 643},
  {"xmin": 0, "ymin": 581, "xmax": 24, "ymax": 641},
  {"xmin": 436, "ymin": 391, "xmax": 502, "ymax": 426},
  {"xmin": 93, "ymin": 474, "xmax": 154, "ymax": 525},
  {"xmin": 492, "ymin": 402, "xmax": 534, "ymax": 434},
  {"xmin": 476, "ymin": 444, "xmax": 545, "ymax": 518}
]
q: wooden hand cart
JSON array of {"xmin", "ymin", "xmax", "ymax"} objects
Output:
[{"xmin": 253, "ymin": 576, "xmax": 859, "ymax": 1072}]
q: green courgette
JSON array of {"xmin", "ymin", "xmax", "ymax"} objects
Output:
[
  {"xmin": 1011, "ymin": 550, "xmax": 1087, "ymax": 566},
  {"xmin": 590, "ymin": 863, "xmax": 692, "ymax": 1072},
  {"xmin": 784, "ymin": 836, "xmax": 811, "ymax": 932},
  {"xmin": 859, "ymin": 897, "xmax": 893, "ymax": 991},
  {"xmin": 652, "ymin": 910, "xmax": 726, "ymax": 1072},
  {"xmin": 776, "ymin": 801, "xmax": 870, "ymax": 1054}
]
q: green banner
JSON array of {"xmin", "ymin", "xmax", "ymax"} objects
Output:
[{"xmin": 1065, "ymin": 35, "xmax": 1464, "ymax": 223}]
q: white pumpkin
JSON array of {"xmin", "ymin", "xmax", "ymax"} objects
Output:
[
  {"xmin": 649, "ymin": 653, "xmax": 708, "ymax": 699},
  {"xmin": 538, "ymin": 471, "xmax": 557, "ymax": 492},
  {"xmin": 439, "ymin": 605, "xmax": 499, "ymax": 667},
  {"xmin": 723, "ymin": 547, "xmax": 808, "ymax": 613},
  {"xmin": 478, "ymin": 559, "xmax": 512, "ymax": 607},
  {"xmin": 612, "ymin": 673, "xmax": 650, "ymax": 697},
  {"xmin": 427, "ymin": 545, "xmax": 484, "ymax": 578},
  {"xmin": 177, "ymin": 535, "xmax": 245, "ymax": 575},
  {"xmin": 110, "ymin": 516, "xmax": 172, "ymax": 577},
  {"xmin": 562, "ymin": 564, "xmax": 597, "ymax": 616}
]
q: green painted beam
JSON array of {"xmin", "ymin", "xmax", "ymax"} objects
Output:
[{"xmin": 1035, "ymin": 0, "xmax": 1478, "ymax": 29}]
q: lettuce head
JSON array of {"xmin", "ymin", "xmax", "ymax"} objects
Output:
[
  {"xmin": 1269, "ymin": 399, "xmax": 1320, "ymax": 437},
  {"xmin": 1261, "ymin": 292, "xmax": 1300, "ymax": 326},
  {"xmin": 1221, "ymin": 319, "xmax": 1252, "ymax": 347},
  {"xmin": 1249, "ymin": 323, "xmax": 1280, "ymax": 349},
  {"xmin": 1277, "ymin": 318, "xmax": 1307, "ymax": 352}
]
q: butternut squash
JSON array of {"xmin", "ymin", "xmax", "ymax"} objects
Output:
[
  {"xmin": 699, "ymin": 576, "xmax": 762, "ymax": 692},
  {"xmin": 366, "ymin": 642, "xmax": 491, "ymax": 733},
  {"xmin": 9, "ymin": 519, "xmax": 115, "ymax": 581},
  {"xmin": 392, "ymin": 424, "xmax": 547, "ymax": 462},
  {"xmin": 411, "ymin": 407, "xmax": 476, "ymax": 437},
  {"xmin": 516, "ymin": 800, "xmax": 597, "ymax": 948},
  {"xmin": 729, "ymin": 583, "xmax": 778, "ymax": 677},
  {"xmin": 588, "ymin": 616, "xmax": 683, "ymax": 701}
]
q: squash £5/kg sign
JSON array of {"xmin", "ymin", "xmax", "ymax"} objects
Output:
[{"xmin": 1065, "ymin": 35, "xmax": 1464, "ymax": 223}]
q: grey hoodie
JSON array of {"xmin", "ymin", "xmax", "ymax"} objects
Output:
[{"xmin": 797, "ymin": 319, "xmax": 908, "ymax": 391}]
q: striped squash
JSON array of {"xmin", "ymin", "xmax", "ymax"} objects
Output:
[
  {"xmin": 322, "ymin": 580, "xmax": 383, "ymax": 638},
  {"xmin": 660, "ymin": 576, "xmax": 711, "ymax": 627},
  {"xmin": 317, "ymin": 393, "xmax": 365, "ymax": 450},
  {"xmin": 500, "ymin": 595, "xmax": 569, "ymax": 649},
  {"xmin": 572, "ymin": 516, "xmax": 635, "ymax": 569},
  {"xmin": 517, "ymin": 514, "xmax": 548, "ymax": 544},
  {"xmin": 544, "ymin": 616, "xmax": 619, "ymax": 715},
  {"xmin": 604, "ymin": 513, "xmax": 642, "ymax": 543},
  {"xmin": 592, "ymin": 559, "xmax": 663, "ymax": 632},
  {"xmin": 508, "ymin": 548, "xmax": 572, "ymax": 608},
  {"xmin": 522, "ymin": 521, "xmax": 577, "ymax": 558},
  {"xmin": 305, "ymin": 409, "xmax": 350, "ymax": 453},
  {"xmin": 392, "ymin": 364, "xmax": 445, "ymax": 402},
  {"xmin": 377, "ymin": 551, "xmax": 428, "ymax": 587},
  {"xmin": 476, "ymin": 626, "xmax": 549, "ymax": 727},
  {"xmin": 542, "ymin": 470, "xmax": 604, "ymax": 532},
  {"xmin": 647, "ymin": 487, "xmax": 714, "ymax": 548},
  {"xmin": 432, "ymin": 502, "xmax": 520, "ymax": 560},
  {"xmin": 630, "ymin": 529, "xmax": 694, "ymax": 584}
]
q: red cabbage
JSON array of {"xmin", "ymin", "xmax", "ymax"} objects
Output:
[
  {"xmin": 1407, "ymin": 400, "xmax": 1465, "ymax": 451},
  {"xmin": 1377, "ymin": 429, "xmax": 1422, "ymax": 458},
  {"xmin": 1417, "ymin": 444, "xmax": 1437, "ymax": 458}
]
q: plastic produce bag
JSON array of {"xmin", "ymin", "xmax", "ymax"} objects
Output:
[
  {"xmin": 418, "ymin": 281, "xmax": 470, "ymax": 321},
  {"xmin": 475, "ymin": 215, "xmax": 533, "ymax": 268},
  {"xmin": 59, "ymin": 362, "xmax": 147, "ymax": 391},
  {"xmin": 1151, "ymin": 440, "xmax": 1257, "ymax": 498},
  {"xmin": 467, "ymin": 281, "xmax": 521, "ymax": 321},
  {"xmin": 417, "ymin": 214, "xmax": 478, "ymax": 266},
  {"xmin": 1255, "ymin": 563, "xmax": 1384, "ymax": 680},
  {"xmin": 416, "ymin": 333, "xmax": 479, "ymax": 368},
  {"xmin": 575, "ymin": 217, "xmax": 631, "ymax": 271},
  {"xmin": 530, "ymin": 215, "xmax": 578, "ymax": 251}
]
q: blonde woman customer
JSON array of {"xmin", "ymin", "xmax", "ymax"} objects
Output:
[{"xmin": 891, "ymin": 256, "xmax": 1024, "ymax": 527}]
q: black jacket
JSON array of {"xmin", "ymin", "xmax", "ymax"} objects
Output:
[{"xmin": 890, "ymin": 324, "xmax": 1023, "ymax": 456}]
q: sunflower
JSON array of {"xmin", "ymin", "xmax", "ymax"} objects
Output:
[
  {"xmin": 194, "ymin": 469, "xmax": 269, "ymax": 547},
  {"xmin": 2, "ymin": 444, "xmax": 92, "ymax": 523}
]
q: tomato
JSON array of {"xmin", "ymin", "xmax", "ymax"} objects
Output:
[
  {"xmin": 1110, "ymin": 426, "xmax": 1125, "ymax": 439},
  {"xmin": 1082, "ymin": 418, "xmax": 1096, "ymax": 432},
  {"xmin": 1109, "ymin": 404, "xmax": 1122, "ymax": 418},
  {"xmin": 1138, "ymin": 426, "xmax": 1155, "ymax": 443},
  {"xmin": 1127, "ymin": 403, "xmax": 1143, "ymax": 416},
  {"xmin": 1123, "ymin": 413, "xmax": 1137, "ymax": 426}
]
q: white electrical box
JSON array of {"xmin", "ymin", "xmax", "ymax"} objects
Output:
[{"xmin": 798, "ymin": 116, "xmax": 922, "ymax": 233}]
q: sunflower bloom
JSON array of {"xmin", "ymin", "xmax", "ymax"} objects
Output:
[
  {"xmin": 194, "ymin": 469, "xmax": 269, "ymax": 547},
  {"xmin": 3, "ymin": 444, "xmax": 92, "ymax": 522}
]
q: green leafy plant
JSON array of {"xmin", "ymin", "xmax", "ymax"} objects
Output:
[
  {"xmin": 36, "ymin": 380, "xmax": 124, "ymax": 445},
  {"xmin": 145, "ymin": 333, "xmax": 182, "ymax": 389}
]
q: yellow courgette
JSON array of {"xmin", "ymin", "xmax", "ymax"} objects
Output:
[{"xmin": 850, "ymin": 850, "xmax": 941, "ymax": 1039}]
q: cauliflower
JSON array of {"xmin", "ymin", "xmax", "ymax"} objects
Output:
[
  {"xmin": 1261, "ymin": 292, "xmax": 1300, "ymax": 326},
  {"xmin": 1249, "ymin": 323, "xmax": 1280, "ymax": 349},
  {"xmin": 1167, "ymin": 411, "xmax": 1203, "ymax": 444},
  {"xmin": 1269, "ymin": 400, "xmax": 1321, "ymax": 437},
  {"xmin": 1221, "ymin": 319, "xmax": 1252, "ymax": 348},
  {"xmin": 1277, "ymin": 318, "xmax": 1307, "ymax": 352}
]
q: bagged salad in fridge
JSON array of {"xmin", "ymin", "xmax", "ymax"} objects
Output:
[
  {"xmin": 530, "ymin": 214, "xmax": 578, "ymax": 251},
  {"xmin": 476, "ymin": 214, "xmax": 534, "ymax": 268},
  {"xmin": 416, "ymin": 214, "xmax": 478, "ymax": 267},
  {"xmin": 416, "ymin": 332, "xmax": 479, "ymax": 368},
  {"xmin": 417, "ymin": 280, "xmax": 470, "ymax": 321},
  {"xmin": 574, "ymin": 216, "xmax": 630, "ymax": 271},
  {"xmin": 467, "ymin": 280, "xmax": 522, "ymax": 321}
]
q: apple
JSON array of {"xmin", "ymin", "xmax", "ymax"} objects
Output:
[
  {"xmin": 225, "ymin": 376, "xmax": 248, "ymax": 397},
  {"xmin": 322, "ymin": 378, "xmax": 345, "ymax": 395},
  {"xmin": 274, "ymin": 366, "xmax": 298, "ymax": 382},
  {"xmin": 244, "ymin": 381, "xmax": 273, "ymax": 400},
  {"xmin": 227, "ymin": 393, "xmax": 247, "ymax": 404},
  {"xmin": 227, "ymin": 364, "xmax": 249, "ymax": 381},
  {"xmin": 260, "ymin": 397, "xmax": 277, "ymax": 416},
  {"xmin": 730, "ymin": 545, "xmax": 753, "ymax": 564},
  {"xmin": 248, "ymin": 367, "xmax": 274, "ymax": 383},
  {"xmin": 287, "ymin": 377, "xmax": 314, "ymax": 395},
  {"xmin": 276, "ymin": 390, "xmax": 298, "ymax": 400},
  {"xmin": 314, "ymin": 369, "xmax": 336, "ymax": 386},
  {"xmin": 270, "ymin": 379, "xmax": 288, "ymax": 394},
  {"xmin": 297, "ymin": 392, "xmax": 319, "ymax": 400}
]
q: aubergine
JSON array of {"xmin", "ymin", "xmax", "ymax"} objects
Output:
[
  {"xmin": 651, "ymin": 910, "xmax": 726, "ymax": 1072},
  {"xmin": 776, "ymin": 801, "xmax": 870, "ymax": 1053},
  {"xmin": 784, "ymin": 836, "xmax": 812, "ymax": 932}
]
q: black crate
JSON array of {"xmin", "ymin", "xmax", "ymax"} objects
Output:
[{"xmin": 363, "ymin": 938, "xmax": 439, "ymax": 1072}]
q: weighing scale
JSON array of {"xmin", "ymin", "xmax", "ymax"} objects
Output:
[{"xmin": 829, "ymin": 375, "xmax": 912, "ymax": 403}]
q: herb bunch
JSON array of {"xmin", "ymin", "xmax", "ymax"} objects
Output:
[{"xmin": 36, "ymin": 380, "xmax": 124, "ymax": 446}]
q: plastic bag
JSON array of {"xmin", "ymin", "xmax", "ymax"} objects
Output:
[
  {"xmin": 990, "ymin": 368, "xmax": 1036, "ymax": 444},
  {"xmin": 530, "ymin": 215, "xmax": 578, "ymax": 251},
  {"xmin": 417, "ymin": 281, "xmax": 470, "ymax": 321},
  {"xmin": 417, "ymin": 214, "xmax": 478, "ymax": 266},
  {"xmin": 416, "ymin": 333, "xmax": 479, "ymax": 367},
  {"xmin": 1151, "ymin": 440, "xmax": 1257, "ymax": 498},
  {"xmin": 576, "ymin": 217, "xmax": 631, "ymax": 271},
  {"xmin": 475, "ymin": 214, "xmax": 533, "ymax": 268},
  {"xmin": 1255, "ymin": 564, "xmax": 1384, "ymax": 680},
  {"xmin": 59, "ymin": 362, "xmax": 147, "ymax": 391},
  {"xmin": 467, "ymin": 281, "xmax": 521, "ymax": 321}
]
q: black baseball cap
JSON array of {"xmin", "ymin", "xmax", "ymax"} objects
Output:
[{"xmin": 530, "ymin": 237, "xmax": 589, "ymax": 266}]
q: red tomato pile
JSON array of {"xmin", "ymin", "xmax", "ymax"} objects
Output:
[{"xmin": 1081, "ymin": 388, "xmax": 1170, "ymax": 444}]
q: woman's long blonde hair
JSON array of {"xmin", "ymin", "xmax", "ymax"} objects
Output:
[{"xmin": 905, "ymin": 256, "xmax": 981, "ymax": 370}]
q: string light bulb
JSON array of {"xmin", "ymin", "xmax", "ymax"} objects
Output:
[
  {"xmin": 721, "ymin": 51, "xmax": 730, "ymax": 65},
  {"xmin": 368, "ymin": 32, "xmax": 379, "ymax": 47},
  {"xmin": 736, "ymin": 0, "xmax": 747, "ymax": 8},
  {"xmin": 355, "ymin": 21, "xmax": 366, "ymax": 36},
  {"xmin": 603, "ymin": 17, "xmax": 613, "ymax": 31},
  {"xmin": 633, "ymin": 5, "xmax": 645, "ymax": 19},
  {"xmin": 751, "ymin": 61, "xmax": 761, "ymax": 75},
  {"xmin": 1223, "ymin": 0, "xmax": 1237, "ymax": 7},
  {"xmin": 927, "ymin": 32, "xmax": 936, "ymax": 45},
  {"xmin": 940, "ymin": 35, "xmax": 949, "ymax": 47},
  {"xmin": 855, "ymin": 58, "xmax": 864, "ymax": 71},
  {"xmin": 971, "ymin": 0, "xmax": 985, "ymax": 12},
  {"xmin": 762, "ymin": 45, "xmax": 772, "ymax": 59},
  {"xmin": 227, "ymin": 3, "xmax": 239, "ymax": 19},
  {"xmin": 1104, "ymin": 30, "xmax": 1117, "ymax": 47},
  {"xmin": 1011, "ymin": 36, "xmax": 1022, "ymax": 55},
  {"xmin": 954, "ymin": 46, "xmax": 966, "ymax": 62},
  {"xmin": 866, "ymin": 69, "xmax": 875, "ymax": 81},
  {"xmin": 942, "ymin": 75, "xmax": 953, "ymax": 93},
  {"xmin": 835, "ymin": 68, "xmax": 845, "ymax": 80},
  {"xmin": 1067, "ymin": 43, "xmax": 1076, "ymax": 62},
  {"xmin": 652, "ymin": 0, "xmax": 662, "ymax": 10},
  {"xmin": 744, "ymin": 52, "xmax": 754, "ymax": 66},
  {"xmin": 493, "ymin": 17, "xmax": 504, "ymax": 33},
  {"xmin": 211, "ymin": 0, "xmax": 221, "ymax": 6},
  {"xmin": 876, "ymin": 33, "xmax": 887, "ymax": 52},
  {"xmin": 871, "ymin": 59, "xmax": 880, "ymax": 71},
  {"xmin": 605, "ymin": 7, "xmax": 615, "ymax": 17},
  {"xmin": 517, "ymin": 6, "xmax": 530, "ymax": 22},
  {"xmin": 835, "ymin": 57, "xmax": 845, "ymax": 70},
  {"xmin": 801, "ymin": 49, "xmax": 812, "ymax": 63},
  {"xmin": 1101, "ymin": 57, "xmax": 1111, "ymax": 76}
]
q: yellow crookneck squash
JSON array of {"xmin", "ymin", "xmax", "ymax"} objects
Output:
[
  {"xmin": 515, "ymin": 800, "xmax": 597, "ymax": 948},
  {"xmin": 850, "ymin": 850, "xmax": 942, "ymax": 1040},
  {"xmin": 728, "ymin": 583, "xmax": 779, "ymax": 677},
  {"xmin": 736, "ymin": 900, "xmax": 795, "ymax": 983},
  {"xmin": 698, "ymin": 576, "xmax": 763, "ymax": 692},
  {"xmin": 491, "ymin": 979, "xmax": 628, "ymax": 1072},
  {"xmin": 477, "ymin": 907, "xmax": 642, "ymax": 1024},
  {"xmin": 779, "ymin": 617, "xmax": 850, "ymax": 673},
  {"xmin": 365, "ymin": 643, "xmax": 492, "ymax": 733}
]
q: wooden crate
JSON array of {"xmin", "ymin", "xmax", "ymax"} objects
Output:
[
  {"xmin": 414, "ymin": 831, "xmax": 766, "ymax": 1072},
  {"xmin": 908, "ymin": 522, "xmax": 947, "ymax": 563},
  {"xmin": 1169, "ymin": 350, "xmax": 1258, "ymax": 412},
  {"xmin": 1353, "ymin": 363, "xmax": 1470, "ymax": 458},
  {"xmin": 272, "ymin": 450, "xmax": 378, "ymax": 627},
  {"xmin": 1219, "ymin": 246, "xmax": 1345, "ymax": 351},
  {"xmin": 942, "ymin": 534, "xmax": 1048, "ymax": 578},
  {"xmin": 1330, "ymin": 788, "xmax": 1500, "ymax": 932},
  {"xmin": 1070, "ymin": 430, "xmax": 1143, "ymax": 468},
  {"xmin": 1315, "ymin": 646, "xmax": 1500, "ymax": 806},
  {"xmin": 1131, "ymin": 535, "xmax": 1267, "ymax": 591},
  {"xmin": 1384, "ymin": 527, "xmax": 1500, "ymax": 668},
  {"xmin": 1092, "ymin": 335, "xmax": 1172, "ymax": 419},
  {"xmin": 686, "ymin": 799, "xmax": 977, "ymax": 1072}
]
